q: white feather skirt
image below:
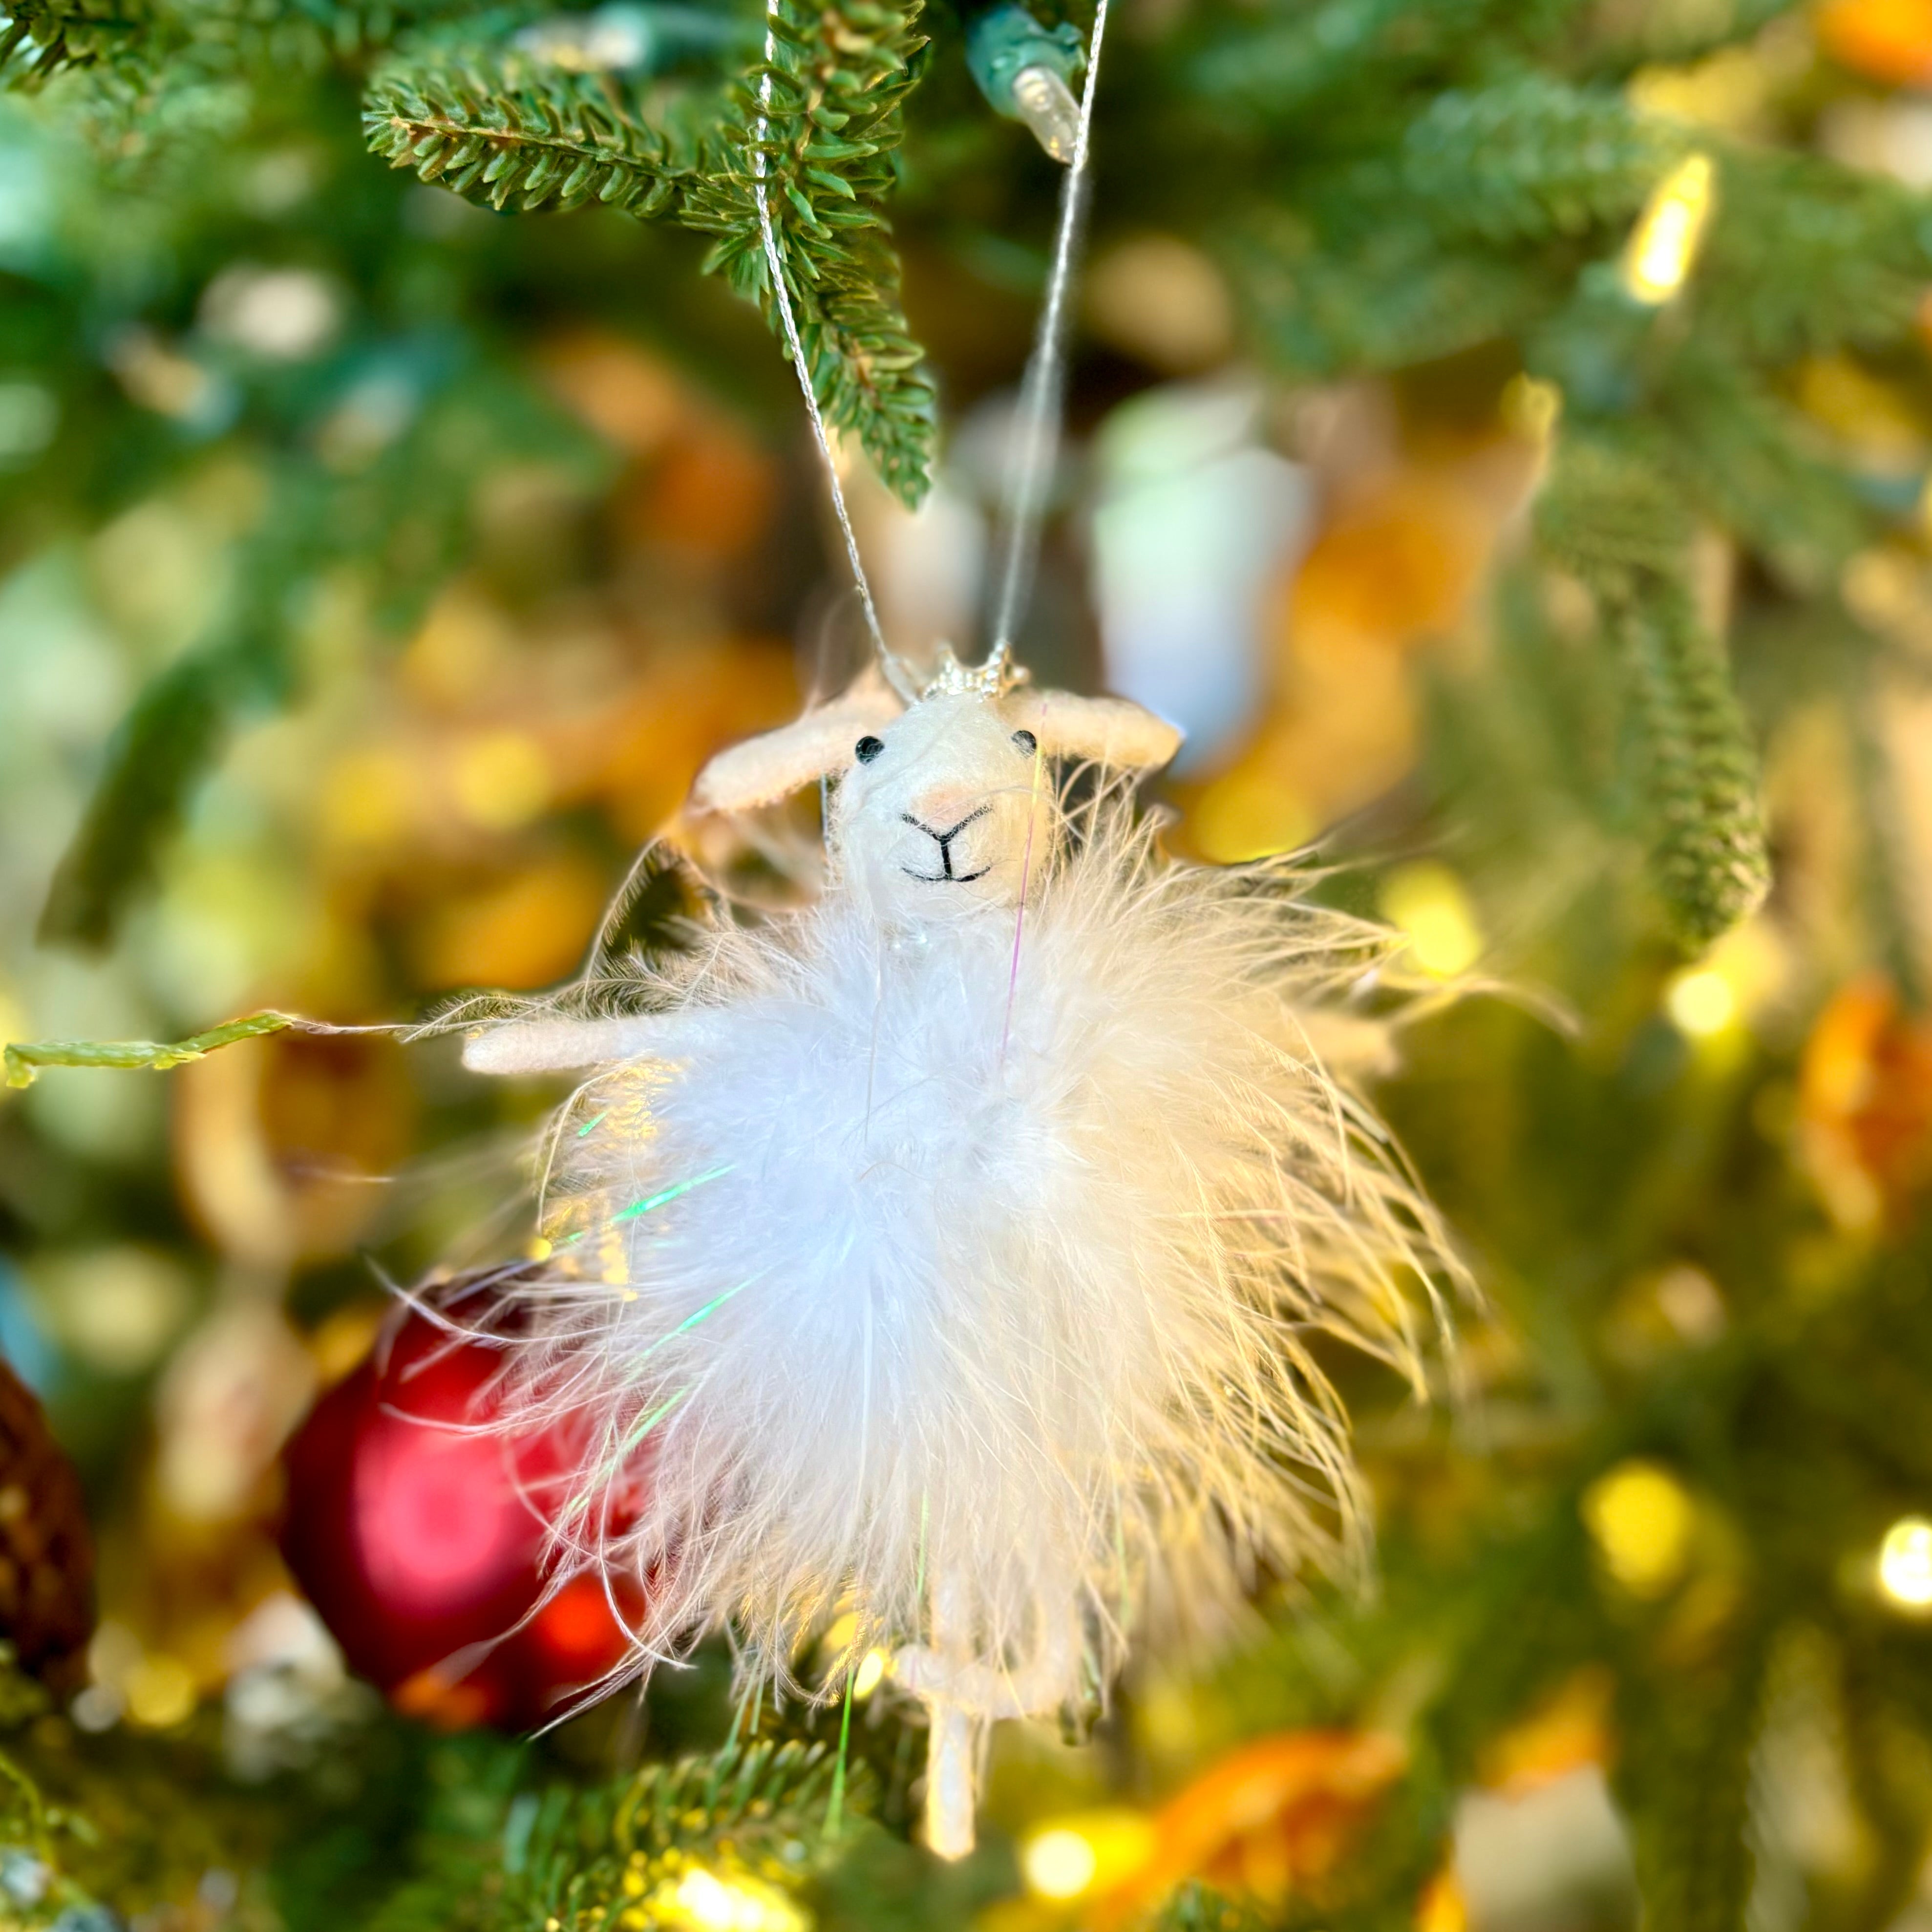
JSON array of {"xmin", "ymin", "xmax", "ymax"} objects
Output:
[{"xmin": 473, "ymin": 792, "xmax": 1455, "ymax": 1722}]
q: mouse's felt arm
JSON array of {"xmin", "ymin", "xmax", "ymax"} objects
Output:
[{"xmin": 461, "ymin": 1013, "xmax": 693, "ymax": 1075}]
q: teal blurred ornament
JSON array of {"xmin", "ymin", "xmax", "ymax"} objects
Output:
[{"xmin": 966, "ymin": 4, "xmax": 1085, "ymax": 161}]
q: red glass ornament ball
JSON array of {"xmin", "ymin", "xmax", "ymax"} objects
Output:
[{"xmin": 280, "ymin": 1303, "xmax": 643, "ymax": 1731}]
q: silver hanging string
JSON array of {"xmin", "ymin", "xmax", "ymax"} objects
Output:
[
  {"xmin": 751, "ymin": 0, "xmax": 1110, "ymax": 695},
  {"xmin": 984, "ymin": 0, "xmax": 1110, "ymax": 678},
  {"xmin": 751, "ymin": 13, "xmax": 917, "ymax": 700}
]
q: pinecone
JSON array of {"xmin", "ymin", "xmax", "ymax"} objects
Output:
[{"xmin": 0, "ymin": 1356, "xmax": 93, "ymax": 1685}]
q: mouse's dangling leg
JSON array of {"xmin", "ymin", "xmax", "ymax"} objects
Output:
[
  {"xmin": 921, "ymin": 1571, "xmax": 978, "ymax": 1858},
  {"xmin": 924, "ymin": 1698, "xmax": 977, "ymax": 1859}
]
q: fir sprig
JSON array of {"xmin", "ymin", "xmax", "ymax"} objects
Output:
[
  {"xmin": 0, "ymin": 0, "xmax": 148, "ymax": 83},
  {"xmin": 681, "ymin": 0, "xmax": 935, "ymax": 505},
  {"xmin": 363, "ymin": 54, "xmax": 714, "ymax": 216},
  {"xmin": 508, "ymin": 1738, "xmax": 851, "ymax": 1929},
  {"xmin": 1537, "ymin": 437, "xmax": 1772, "ymax": 951},
  {"xmin": 366, "ymin": 0, "xmax": 937, "ymax": 504}
]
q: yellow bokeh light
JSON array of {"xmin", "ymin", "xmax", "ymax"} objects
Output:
[
  {"xmin": 1621, "ymin": 153, "xmax": 1716, "ymax": 304},
  {"xmin": 1582, "ymin": 1459, "xmax": 1696, "ymax": 1598},
  {"xmin": 124, "ymin": 1653, "xmax": 196, "ymax": 1729},
  {"xmin": 852, "ymin": 1648, "xmax": 888, "ymax": 1699},
  {"xmin": 660, "ymin": 1868, "xmax": 807, "ymax": 1932},
  {"xmin": 451, "ymin": 729, "xmax": 552, "ymax": 830},
  {"xmin": 1417, "ymin": 1870, "xmax": 1469, "ymax": 1932},
  {"xmin": 1501, "ymin": 373, "xmax": 1562, "ymax": 443},
  {"xmin": 321, "ymin": 745, "xmax": 417, "ymax": 849},
  {"xmin": 1878, "ymin": 1516, "xmax": 1932, "ymax": 1611},
  {"xmin": 1020, "ymin": 1810, "xmax": 1157, "ymax": 1901},
  {"xmin": 1023, "ymin": 1828, "xmax": 1100, "ymax": 1900},
  {"xmin": 1190, "ymin": 765, "xmax": 1313, "ymax": 865},
  {"xmin": 1381, "ymin": 862, "xmax": 1483, "ymax": 978},
  {"xmin": 1665, "ymin": 966, "xmax": 1736, "ymax": 1038}
]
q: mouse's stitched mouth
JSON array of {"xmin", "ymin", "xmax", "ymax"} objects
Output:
[{"xmin": 901, "ymin": 807, "xmax": 993, "ymax": 884}]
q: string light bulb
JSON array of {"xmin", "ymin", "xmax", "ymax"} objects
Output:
[
  {"xmin": 1381, "ymin": 862, "xmax": 1483, "ymax": 978},
  {"xmin": 1879, "ymin": 1515, "xmax": 1932, "ymax": 1611},
  {"xmin": 1010, "ymin": 64, "xmax": 1082, "ymax": 163},
  {"xmin": 1582, "ymin": 1459, "xmax": 1696, "ymax": 1598},
  {"xmin": 1023, "ymin": 1828, "xmax": 1099, "ymax": 1899},
  {"xmin": 1665, "ymin": 965, "xmax": 1737, "ymax": 1038},
  {"xmin": 1020, "ymin": 1810, "xmax": 1157, "ymax": 1900},
  {"xmin": 659, "ymin": 1868, "xmax": 807, "ymax": 1932},
  {"xmin": 1621, "ymin": 153, "xmax": 1717, "ymax": 305},
  {"xmin": 966, "ymin": 3, "xmax": 1086, "ymax": 163}
]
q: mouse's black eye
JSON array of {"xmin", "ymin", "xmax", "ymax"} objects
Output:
[
  {"xmin": 1012, "ymin": 728, "xmax": 1038, "ymax": 756},
  {"xmin": 854, "ymin": 735, "xmax": 885, "ymax": 764}
]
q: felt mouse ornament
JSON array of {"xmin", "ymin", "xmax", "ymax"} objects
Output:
[{"xmin": 459, "ymin": 650, "xmax": 1454, "ymax": 1857}]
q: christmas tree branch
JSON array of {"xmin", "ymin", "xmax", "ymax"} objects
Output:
[
  {"xmin": 3, "ymin": 1012, "xmax": 296, "ymax": 1088},
  {"xmin": 364, "ymin": 55, "xmax": 711, "ymax": 217},
  {"xmin": 368, "ymin": 0, "xmax": 937, "ymax": 505},
  {"xmin": 1537, "ymin": 437, "xmax": 1771, "ymax": 950}
]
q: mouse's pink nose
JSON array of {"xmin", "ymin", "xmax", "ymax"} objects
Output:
[{"xmin": 912, "ymin": 785, "xmax": 982, "ymax": 829}]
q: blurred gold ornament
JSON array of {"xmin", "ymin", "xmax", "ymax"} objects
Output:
[
  {"xmin": 1083, "ymin": 236, "xmax": 1236, "ymax": 374},
  {"xmin": 1582, "ymin": 1460, "xmax": 1696, "ymax": 1599},
  {"xmin": 1290, "ymin": 468, "xmax": 1494, "ymax": 657},
  {"xmin": 174, "ymin": 1028, "xmax": 417, "ymax": 1267},
  {"xmin": 1619, "ymin": 153, "xmax": 1716, "ymax": 305},
  {"xmin": 581, "ymin": 640, "xmax": 798, "ymax": 842},
  {"xmin": 1817, "ymin": 0, "xmax": 1932, "ymax": 86},
  {"xmin": 401, "ymin": 584, "xmax": 519, "ymax": 713},
  {"xmin": 622, "ymin": 418, "xmax": 776, "ymax": 561},
  {"xmin": 408, "ymin": 851, "xmax": 610, "ymax": 990},
  {"xmin": 1175, "ymin": 410, "xmax": 1537, "ymax": 854},
  {"xmin": 1477, "ymin": 1668, "xmax": 1614, "ymax": 1794},
  {"xmin": 540, "ymin": 329, "xmax": 688, "ymax": 460},
  {"xmin": 1188, "ymin": 764, "xmax": 1313, "ymax": 865},
  {"xmin": 1088, "ymin": 1730, "xmax": 1406, "ymax": 1929},
  {"xmin": 449, "ymin": 728, "xmax": 552, "ymax": 830},
  {"xmin": 1799, "ymin": 975, "xmax": 1932, "ymax": 1231},
  {"xmin": 321, "ymin": 746, "xmax": 421, "ymax": 853}
]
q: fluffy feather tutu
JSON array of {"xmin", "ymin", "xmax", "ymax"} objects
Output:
[{"xmin": 462, "ymin": 784, "xmax": 1456, "ymax": 1727}]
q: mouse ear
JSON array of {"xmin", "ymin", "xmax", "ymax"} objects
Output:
[
  {"xmin": 1005, "ymin": 689, "xmax": 1183, "ymax": 772},
  {"xmin": 690, "ymin": 668, "xmax": 907, "ymax": 813}
]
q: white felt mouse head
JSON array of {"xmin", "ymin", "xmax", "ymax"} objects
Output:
[{"xmin": 689, "ymin": 657, "xmax": 1183, "ymax": 923}]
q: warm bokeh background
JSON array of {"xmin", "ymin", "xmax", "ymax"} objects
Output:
[{"xmin": 9, "ymin": 0, "xmax": 1932, "ymax": 1927}]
